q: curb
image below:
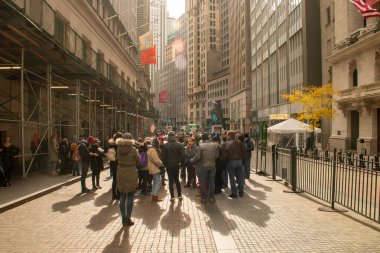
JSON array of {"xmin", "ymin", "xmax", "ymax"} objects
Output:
[{"xmin": 0, "ymin": 166, "xmax": 109, "ymax": 214}]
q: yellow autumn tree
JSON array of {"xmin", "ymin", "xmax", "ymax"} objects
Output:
[{"xmin": 283, "ymin": 83, "xmax": 337, "ymax": 149}]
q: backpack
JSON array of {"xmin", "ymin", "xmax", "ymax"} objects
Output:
[
  {"xmin": 138, "ymin": 150, "xmax": 148, "ymax": 168},
  {"xmin": 106, "ymin": 147, "xmax": 116, "ymax": 161},
  {"xmin": 72, "ymin": 146, "xmax": 80, "ymax": 161}
]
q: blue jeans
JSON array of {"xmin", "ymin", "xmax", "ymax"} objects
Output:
[
  {"xmin": 244, "ymin": 156, "xmax": 252, "ymax": 178},
  {"xmin": 119, "ymin": 191, "xmax": 135, "ymax": 222},
  {"xmin": 199, "ymin": 166, "xmax": 216, "ymax": 199},
  {"xmin": 80, "ymin": 161, "xmax": 89, "ymax": 191},
  {"xmin": 226, "ymin": 160, "xmax": 244, "ymax": 195},
  {"xmin": 151, "ymin": 173, "xmax": 162, "ymax": 196}
]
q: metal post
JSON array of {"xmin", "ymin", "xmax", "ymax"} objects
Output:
[
  {"xmin": 111, "ymin": 98, "xmax": 114, "ymax": 133},
  {"xmin": 102, "ymin": 93, "xmax": 105, "ymax": 140},
  {"xmin": 94, "ymin": 88, "xmax": 97, "ymax": 136},
  {"xmin": 88, "ymin": 86, "xmax": 91, "ymax": 135},
  {"xmin": 76, "ymin": 80, "xmax": 80, "ymax": 138},
  {"xmin": 20, "ymin": 48, "xmax": 26, "ymax": 178},
  {"xmin": 255, "ymin": 140, "xmax": 259, "ymax": 174},
  {"xmin": 47, "ymin": 64, "xmax": 52, "ymax": 173},
  {"xmin": 284, "ymin": 146, "xmax": 302, "ymax": 193},
  {"xmin": 318, "ymin": 148, "xmax": 347, "ymax": 212},
  {"xmin": 271, "ymin": 144, "xmax": 281, "ymax": 181}
]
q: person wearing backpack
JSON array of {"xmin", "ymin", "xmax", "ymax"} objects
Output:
[
  {"xmin": 136, "ymin": 139, "xmax": 149, "ymax": 195},
  {"xmin": 107, "ymin": 133, "xmax": 121, "ymax": 200},
  {"xmin": 71, "ymin": 141, "xmax": 80, "ymax": 176}
]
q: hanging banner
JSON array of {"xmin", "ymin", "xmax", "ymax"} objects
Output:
[
  {"xmin": 159, "ymin": 89, "xmax": 168, "ymax": 103},
  {"xmin": 141, "ymin": 46, "xmax": 157, "ymax": 65},
  {"xmin": 139, "ymin": 31, "xmax": 153, "ymax": 51}
]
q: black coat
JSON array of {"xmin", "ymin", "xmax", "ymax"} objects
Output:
[{"xmin": 161, "ymin": 137, "xmax": 185, "ymax": 168}]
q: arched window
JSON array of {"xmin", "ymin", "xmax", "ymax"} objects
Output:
[{"xmin": 353, "ymin": 68, "xmax": 358, "ymax": 87}]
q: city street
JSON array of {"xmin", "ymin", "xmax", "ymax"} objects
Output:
[{"xmin": 1, "ymin": 170, "xmax": 380, "ymax": 253}]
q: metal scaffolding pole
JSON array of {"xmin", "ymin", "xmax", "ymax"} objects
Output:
[
  {"xmin": 47, "ymin": 64, "xmax": 52, "ymax": 173},
  {"xmin": 111, "ymin": 98, "xmax": 114, "ymax": 133},
  {"xmin": 94, "ymin": 88, "xmax": 97, "ymax": 136},
  {"xmin": 102, "ymin": 93, "xmax": 105, "ymax": 141},
  {"xmin": 76, "ymin": 80, "xmax": 80, "ymax": 138},
  {"xmin": 88, "ymin": 86, "xmax": 91, "ymax": 135},
  {"xmin": 124, "ymin": 104, "xmax": 127, "ymax": 132},
  {"xmin": 20, "ymin": 48, "xmax": 26, "ymax": 178}
]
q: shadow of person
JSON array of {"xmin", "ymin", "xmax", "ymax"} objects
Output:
[
  {"xmin": 94, "ymin": 188, "xmax": 113, "ymax": 207},
  {"xmin": 102, "ymin": 226, "xmax": 131, "ymax": 253},
  {"xmin": 51, "ymin": 192, "xmax": 95, "ymax": 213},
  {"xmin": 233, "ymin": 183, "xmax": 273, "ymax": 227},
  {"xmin": 160, "ymin": 201, "xmax": 191, "ymax": 236},
  {"xmin": 250, "ymin": 178, "xmax": 273, "ymax": 192},
  {"xmin": 203, "ymin": 202, "xmax": 238, "ymax": 236},
  {"xmin": 133, "ymin": 198, "xmax": 165, "ymax": 230},
  {"xmin": 86, "ymin": 201, "xmax": 119, "ymax": 231}
]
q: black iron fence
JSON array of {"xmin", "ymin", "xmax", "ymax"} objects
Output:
[{"xmin": 255, "ymin": 145, "xmax": 380, "ymax": 223}]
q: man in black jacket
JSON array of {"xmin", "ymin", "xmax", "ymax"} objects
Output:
[
  {"xmin": 161, "ymin": 131, "xmax": 185, "ymax": 200},
  {"xmin": 243, "ymin": 133, "xmax": 254, "ymax": 179}
]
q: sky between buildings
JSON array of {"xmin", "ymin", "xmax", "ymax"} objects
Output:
[{"xmin": 167, "ymin": 0, "xmax": 185, "ymax": 18}]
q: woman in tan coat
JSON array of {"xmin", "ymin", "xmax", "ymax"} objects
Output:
[
  {"xmin": 116, "ymin": 133, "xmax": 140, "ymax": 226},
  {"xmin": 147, "ymin": 138, "xmax": 164, "ymax": 202}
]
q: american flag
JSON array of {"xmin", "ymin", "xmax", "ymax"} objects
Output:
[{"xmin": 349, "ymin": 0, "xmax": 380, "ymax": 18}]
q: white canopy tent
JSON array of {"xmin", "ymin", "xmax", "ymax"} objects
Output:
[{"xmin": 267, "ymin": 118, "xmax": 321, "ymax": 149}]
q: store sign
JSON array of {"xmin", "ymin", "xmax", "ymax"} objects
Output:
[{"xmin": 269, "ymin": 114, "xmax": 288, "ymax": 120}]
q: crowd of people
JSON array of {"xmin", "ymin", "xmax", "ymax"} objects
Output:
[
  {"xmin": 87, "ymin": 129, "xmax": 256, "ymax": 227},
  {"xmin": 1, "ymin": 129, "xmax": 255, "ymax": 228}
]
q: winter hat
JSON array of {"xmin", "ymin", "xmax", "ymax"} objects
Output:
[
  {"xmin": 87, "ymin": 135, "xmax": 95, "ymax": 143},
  {"xmin": 122, "ymin": 133, "xmax": 133, "ymax": 140}
]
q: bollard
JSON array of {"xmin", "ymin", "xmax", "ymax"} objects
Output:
[
  {"xmin": 313, "ymin": 149, "xmax": 320, "ymax": 160},
  {"xmin": 359, "ymin": 153, "xmax": 366, "ymax": 168},
  {"xmin": 337, "ymin": 149, "xmax": 343, "ymax": 164},
  {"xmin": 284, "ymin": 146, "xmax": 302, "ymax": 193},
  {"xmin": 324, "ymin": 149, "xmax": 330, "ymax": 162},
  {"xmin": 374, "ymin": 154, "xmax": 380, "ymax": 171},
  {"xmin": 347, "ymin": 152, "xmax": 354, "ymax": 166}
]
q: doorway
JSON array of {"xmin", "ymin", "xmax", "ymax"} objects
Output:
[{"xmin": 350, "ymin": 110, "xmax": 359, "ymax": 150}]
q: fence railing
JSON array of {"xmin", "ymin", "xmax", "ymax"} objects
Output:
[{"xmin": 255, "ymin": 144, "xmax": 380, "ymax": 223}]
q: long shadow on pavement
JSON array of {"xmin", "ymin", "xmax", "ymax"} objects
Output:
[
  {"xmin": 160, "ymin": 200, "xmax": 191, "ymax": 236},
  {"xmin": 102, "ymin": 226, "xmax": 131, "ymax": 253},
  {"xmin": 51, "ymin": 192, "xmax": 95, "ymax": 213},
  {"xmin": 133, "ymin": 196, "xmax": 166, "ymax": 230},
  {"xmin": 87, "ymin": 189, "xmax": 119, "ymax": 231}
]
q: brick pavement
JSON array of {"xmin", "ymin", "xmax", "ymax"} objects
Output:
[{"xmin": 1, "ymin": 169, "xmax": 380, "ymax": 253}]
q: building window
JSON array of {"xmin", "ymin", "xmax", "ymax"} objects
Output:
[{"xmin": 353, "ymin": 69, "xmax": 358, "ymax": 87}]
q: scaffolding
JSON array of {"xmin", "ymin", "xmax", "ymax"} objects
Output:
[{"xmin": 0, "ymin": 0, "xmax": 159, "ymax": 178}]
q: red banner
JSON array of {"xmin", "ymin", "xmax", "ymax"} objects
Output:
[
  {"xmin": 141, "ymin": 46, "xmax": 157, "ymax": 65},
  {"xmin": 159, "ymin": 90, "xmax": 168, "ymax": 103},
  {"xmin": 367, "ymin": 0, "xmax": 380, "ymax": 6}
]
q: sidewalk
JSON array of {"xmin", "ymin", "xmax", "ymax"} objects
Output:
[
  {"xmin": 0, "ymin": 166, "xmax": 108, "ymax": 213},
  {"xmin": 1, "ymin": 167, "xmax": 380, "ymax": 252}
]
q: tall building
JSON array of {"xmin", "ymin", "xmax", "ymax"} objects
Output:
[
  {"xmin": 329, "ymin": 1, "xmax": 380, "ymax": 154},
  {"xmin": 229, "ymin": 0, "xmax": 251, "ymax": 131},
  {"xmin": 166, "ymin": 16, "xmax": 177, "ymax": 43},
  {"xmin": 156, "ymin": 14, "xmax": 188, "ymax": 131},
  {"xmin": 250, "ymin": 0, "xmax": 322, "ymax": 132},
  {"xmin": 150, "ymin": 0, "xmax": 167, "ymax": 95},
  {"xmin": 186, "ymin": 0, "xmax": 222, "ymax": 130},
  {"xmin": 320, "ymin": 0, "xmax": 335, "ymax": 148}
]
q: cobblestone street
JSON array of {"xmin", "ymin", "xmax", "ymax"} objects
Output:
[{"xmin": 1, "ymin": 170, "xmax": 380, "ymax": 253}]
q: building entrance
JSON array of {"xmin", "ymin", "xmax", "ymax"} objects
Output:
[{"xmin": 350, "ymin": 111, "xmax": 359, "ymax": 150}]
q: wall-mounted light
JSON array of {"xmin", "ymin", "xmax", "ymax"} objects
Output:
[
  {"xmin": 100, "ymin": 104, "xmax": 111, "ymax": 107},
  {"xmin": 86, "ymin": 99, "xmax": 101, "ymax": 102}
]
